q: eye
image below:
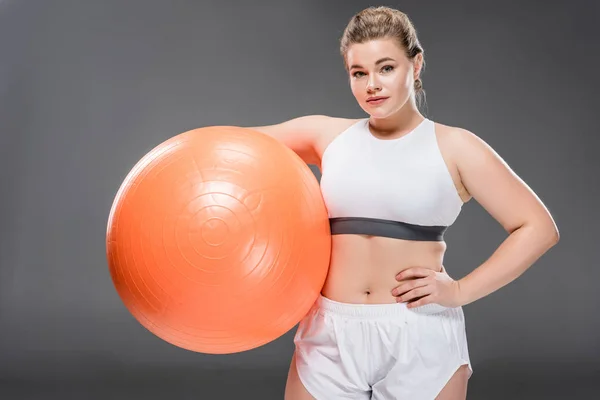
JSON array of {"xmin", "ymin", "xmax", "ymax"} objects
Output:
[{"xmin": 352, "ymin": 65, "xmax": 394, "ymax": 78}]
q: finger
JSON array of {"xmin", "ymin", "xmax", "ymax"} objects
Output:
[
  {"xmin": 392, "ymin": 278, "xmax": 429, "ymax": 297},
  {"xmin": 406, "ymin": 295, "xmax": 433, "ymax": 308},
  {"xmin": 396, "ymin": 267, "xmax": 433, "ymax": 281},
  {"xmin": 397, "ymin": 286, "xmax": 432, "ymax": 303}
]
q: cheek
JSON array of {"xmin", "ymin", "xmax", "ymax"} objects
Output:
[
  {"xmin": 385, "ymin": 73, "xmax": 410, "ymax": 91},
  {"xmin": 350, "ymin": 81, "xmax": 363, "ymax": 98}
]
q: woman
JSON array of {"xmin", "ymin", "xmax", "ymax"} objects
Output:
[{"xmin": 251, "ymin": 6, "xmax": 559, "ymax": 400}]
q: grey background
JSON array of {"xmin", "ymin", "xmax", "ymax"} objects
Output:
[{"xmin": 1, "ymin": 0, "xmax": 598, "ymax": 398}]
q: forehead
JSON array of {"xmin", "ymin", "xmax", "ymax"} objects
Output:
[{"xmin": 346, "ymin": 39, "xmax": 406, "ymax": 66}]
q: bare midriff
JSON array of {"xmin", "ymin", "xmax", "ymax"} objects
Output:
[{"xmin": 320, "ymin": 234, "xmax": 446, "ymax": 304}]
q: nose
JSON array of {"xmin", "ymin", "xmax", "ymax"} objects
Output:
[{"xmin": 366, "ymin": 76, "xmax": 381, "ymax": 93}]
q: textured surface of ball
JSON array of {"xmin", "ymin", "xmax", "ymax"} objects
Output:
[{"xmin": 106, "ymin": 126, "xmax": 331, "ymax": 353}]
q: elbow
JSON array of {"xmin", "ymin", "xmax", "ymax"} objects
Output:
[
  {"xmin": 514, "ymin": 217, "xmax": 560, "ymax": 247},
  {"xmin": 544, "ymin": 214, "xmax": 560, "ymax": 246},
  {"xmin": 549, "ymin": 225, "xmax": 560, "ymax": 245},
  {"xmin": 535, "ymin": 218, "xmax": 560, "ymax": 248}
]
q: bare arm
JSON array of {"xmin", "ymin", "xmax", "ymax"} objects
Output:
[
  {"xmin": 450, "ymin": 128, "xmax": 560, "ymax": 306},
  {"xmin": 247, "ymin": 115, "xmax": 335, "ymax": 166}
]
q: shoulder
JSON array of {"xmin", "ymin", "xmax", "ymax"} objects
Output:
[
  {"xmin": 431, "ymin": 120, "xmax": 474, "ymax": 143},
  {"xmin": 312, "ymin": 116, "xmax": 365, "ymax": 156},
  {"xmin": 309, "ymin": 115, "xmax": 364, "ymax": 134},
  {"xmin": 432, "ymin": 121, "xmax": 493, "ymax": 159},
  {"xmin": 431, "ymin": 121, "xmax": 502, "ymax": 202},
  {"xmin": 284, "ymin": 114, "xmax": 364, "ymax": 141},
  {"xmin": 432, "ymin": 121, "xmax": 506, "ymax": 179}
]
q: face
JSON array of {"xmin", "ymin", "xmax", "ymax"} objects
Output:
[{"xmin": 345, "ymin": 38, "xmax": 422, "ymax": 119}]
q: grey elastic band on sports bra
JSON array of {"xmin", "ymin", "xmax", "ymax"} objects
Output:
[{"xmin": 329, "ymin": 217, "xmax": 448, "ymax": 241}]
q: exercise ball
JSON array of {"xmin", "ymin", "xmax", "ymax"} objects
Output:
[{"xmin": 106, "ymin": 126, "xmax": 331, "ymax": 354}]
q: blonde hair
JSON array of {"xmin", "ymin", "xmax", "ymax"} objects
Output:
[{"xmin": 340, "ymin": 6, "xmax": 426, "ymax": 103}]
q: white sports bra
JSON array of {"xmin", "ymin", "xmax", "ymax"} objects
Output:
[{"xmin": 319, "ymin": 117, "xmax": 464, "ymax": 241}]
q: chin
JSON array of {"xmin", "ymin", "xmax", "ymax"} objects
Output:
[
  {"xmin": 360, "ymin": 100, "xmax": 400, "ymax": 119},
  {"xmin": 363, "ymin": 107, "xmax": 393, "ymax": 119}
]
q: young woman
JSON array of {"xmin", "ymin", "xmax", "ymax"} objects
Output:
[{"xmin": 251, "ymin": 6, "xmax": 559, "ymax": 400}]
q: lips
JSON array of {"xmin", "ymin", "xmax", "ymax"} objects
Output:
[
  {"xmin": 367, "ymin": 96, "xmax": 389, "ymax": 102},
  {"xmin": 366, "ymin": 96, "xmax": 389, "ymax": 105}
]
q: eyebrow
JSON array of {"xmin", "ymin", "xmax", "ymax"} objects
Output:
[{"xmin": 349, "ymin": 57, "xmax": 396, "ymax": 70}]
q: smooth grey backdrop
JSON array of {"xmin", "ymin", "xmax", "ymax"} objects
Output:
[{"xmin": 1, "ymin": 0, "xmax": 598, "ymax": 398}]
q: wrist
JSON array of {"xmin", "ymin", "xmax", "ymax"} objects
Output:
[{"xmin": 455, "ymin": 278, "xmax": 470, "ymax": 307}]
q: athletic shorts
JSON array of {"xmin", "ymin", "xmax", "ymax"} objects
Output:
[{"xmin": 293, "ymin": 295, "xmax": 473, "ymax": 399}]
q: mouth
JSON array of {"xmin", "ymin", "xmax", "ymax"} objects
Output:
[{"xmin": 366, "ymin": 96, "xmax": 389, "ymax": 105}]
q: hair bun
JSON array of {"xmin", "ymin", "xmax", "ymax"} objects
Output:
[{"xmin": 414, "ymin": 78, "xmax": 423, "ymax": 91}]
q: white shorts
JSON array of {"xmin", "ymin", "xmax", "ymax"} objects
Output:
[{"xmin": 293, "ymin": 295, "xmax": 473, "ymax": 400}]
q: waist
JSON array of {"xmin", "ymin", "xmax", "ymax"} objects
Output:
[
  {"xmin": 315, "ymin": 294, "xmax": 454, "ymax": 318},
  {"xmin": 321, "ymin": 235, "xmax": 446, "ymax": 304}
]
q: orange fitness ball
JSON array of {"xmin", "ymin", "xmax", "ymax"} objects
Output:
[{"xmin": 106, "ymin": 126, "xmax": 331, "ymax": 354}]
